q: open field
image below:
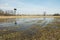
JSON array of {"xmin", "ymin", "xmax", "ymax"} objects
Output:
[
  {"xmin": 0, "ymin": 16, "xmax": 60, "ymax": 18},
  {"xmin": 0, "ymin": 17, "xmax": 60, "ymax": 40}
]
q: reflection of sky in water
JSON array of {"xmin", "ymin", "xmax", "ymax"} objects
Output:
[
  {"xmin": 16, "ymin": 18, "xmax": 43, "ymax": 23},
  {"xmin": 0, "ymin": 18, "xmax": 55, "ymax": 30}
]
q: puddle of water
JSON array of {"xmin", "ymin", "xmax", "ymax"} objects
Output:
[
  {"xmin": 0, "ymin": 18, "xmax": 42, "ymax": 30},
  {"xmin": 0, "ymin": 18, "xmax": 59, "ymax": 30}
]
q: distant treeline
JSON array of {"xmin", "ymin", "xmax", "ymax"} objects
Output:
[
  {"xmin": 0, "ymin": 9, "xmax": 60, "ymax": 16},
  {"xmin": 0, "ymin": 9, "xmax": 16, "ymax": 16},
  {"xmin": 53, "ymin": 13, "xmax": 60, "ymax": 16}
]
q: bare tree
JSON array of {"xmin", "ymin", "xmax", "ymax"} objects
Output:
[{"xmin": 43, "ymin": 11, "xmax": 46, "ymax": 20}]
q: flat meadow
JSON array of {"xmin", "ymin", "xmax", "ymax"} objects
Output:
[{"xmin": 0, "ymin": 16, "xmax": 60, "ymax": 40}]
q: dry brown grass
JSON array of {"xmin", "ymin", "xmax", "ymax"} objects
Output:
[{"xmin": 0, "ymin": 16, "xmax": 60, "ymax": 18}]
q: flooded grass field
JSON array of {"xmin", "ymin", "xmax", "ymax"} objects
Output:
[{"xmin": 0, "ymin": 17, "xmax": 60, "ymax": 40}]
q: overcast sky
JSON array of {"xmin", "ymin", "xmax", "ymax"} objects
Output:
[{"xmin": 0, "ymin": 0, "xmax": 60, "ymax": 14}]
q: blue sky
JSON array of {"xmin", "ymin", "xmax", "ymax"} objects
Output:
[{"xmin": 0, "ymin": 0, "xmax": 60, "ymax": 14}]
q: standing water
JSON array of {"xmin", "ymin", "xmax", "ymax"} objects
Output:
[{"xmin": 0, "ymin": 18, "xmax": 54, "ymax": 30}]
